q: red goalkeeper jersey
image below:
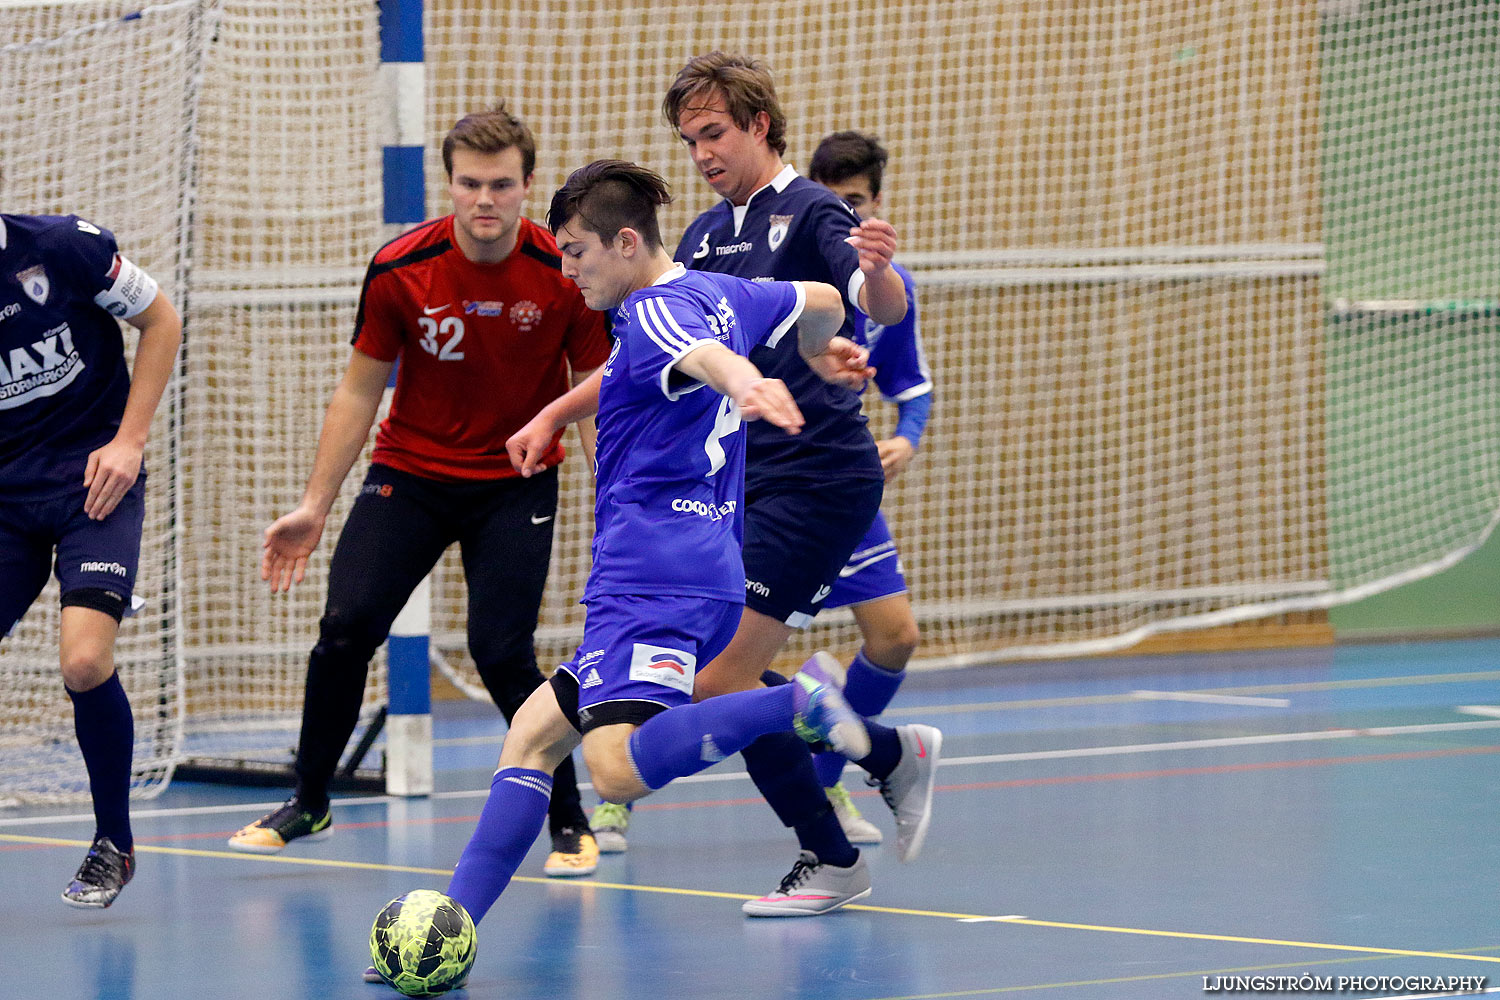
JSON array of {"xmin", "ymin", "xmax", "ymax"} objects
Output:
[{"xmin": 352, "ymin": 215, "xmax": 610, "ymax": 480}]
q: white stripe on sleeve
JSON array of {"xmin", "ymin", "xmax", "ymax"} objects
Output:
[
  {"xmin": 765, "ymin": 281, "xmax": 807, "ymax": 349},
  {"xmin": 639, "ymin": 297, "xmax": 699, "ymax": 354}
]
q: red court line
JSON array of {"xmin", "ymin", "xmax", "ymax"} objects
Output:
[{"xmin": 4, "ymin": 743, "xmax": 1495, "ymax": 852}]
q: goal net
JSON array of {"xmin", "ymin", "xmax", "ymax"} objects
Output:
[
  {"xmin": 1, "ymin": 1, "xmax": 1494, "ymax": 802},
  {"xmin": 0, "ymin": 0, "xmax": 211, "ymax": 803},
  {"xmin": 424, "ymin": 0, "xmax": 1497, "ymax": 680}
]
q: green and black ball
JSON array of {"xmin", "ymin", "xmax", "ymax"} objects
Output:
[{"xmin": 369, "ymin": 889, "xmax": 477, "ymax": 996}]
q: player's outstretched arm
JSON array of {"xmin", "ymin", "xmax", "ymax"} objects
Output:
[
  {"xmin": 796, "ymin": 281, "xmax": 875, "ymax": 390},
  {"xmin": 849, "ymin": 218, "xmax": 906, "ymax": 327},
  {"xmin": 567, "ymin": 366, "xmax": 600, "ymax": 474},
  {"xmin": 83, "ymin": 291, "xmax": 182, "ymax": 521},
  {"xmin": 262, "ymin": 348, "xmax": 391, "ymax": 592},
  {"xmin": 508, "ymin": 367, "xmax": 604, "ymax": 477},
  {"xmin": 677, "ymin": 343, "xmax": 804, "ymax": 435}
]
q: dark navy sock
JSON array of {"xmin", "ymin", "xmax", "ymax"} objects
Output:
[
  {"xmin": 627, "ymin": 685, "xmax": 796, "ymax": 791},
  {"xmin": 68, "ymin": 672, "xmax": 134, "ymax": 853},
  {"xmin": 446, "ymin": 767, "xmax": 552, "ymax": 924},
  {"xmin": 814, "ymin": 649, "xmax": 908, "ymax": 786},
  {"xmin": 853, "ymin": 719, "xmax": 904, "ymax": 782},
  {"xmin": 744, "ymin": 731, "xmax": 858, "ymax": 868}
]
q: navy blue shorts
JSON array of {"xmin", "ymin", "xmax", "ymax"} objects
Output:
[
  {"xmin": 741, "ymin": 475, "xmax": 884, "ymax": 628},
  {"xmin": 0, "ymin": 476, "xmax": 146, "ymax": 635},
  {"xmin": 551, "ymin": 594, "xmax": 742, "ymax": 733},
  {"xmin": 823, "ymin": 510, "xmax": 907, "ymax": 610}
]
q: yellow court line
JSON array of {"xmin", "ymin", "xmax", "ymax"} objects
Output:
[
  {"xmin": 7, "ymin": 832, "xmax": 1498, "ymax": 966},
  {"xmin": 997, "ymin": 916, "xmax": 1500, "ymax": 965},
  {"xmin": 0, "ymin": 833, "xmax": 755, "ymax": 900}
]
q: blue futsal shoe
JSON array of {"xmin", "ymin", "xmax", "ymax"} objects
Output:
[{"xmin": 791, "ymin": 652, "xmax": 871, "ymax": 761}]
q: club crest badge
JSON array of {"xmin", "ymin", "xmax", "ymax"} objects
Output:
[
  {"xmin": 768, "ymin": 214, "xmax": 794, "ymax": 252},
  {"xmin": 17, "ymin": 266, "xmax": 49, "ymax": 305},
  {"xmin": 509, "ymin": 299, "xmax": 543, "ymax": 332}
]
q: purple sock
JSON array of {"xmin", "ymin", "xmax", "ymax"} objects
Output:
[
  {"xmin": 627, "ymin": 685, "xmax": 797, "ymax": 790},
  {"xmin": 814, "ymin": 649, "xmax": 906, "ymax": 787},
  {"xmin": 68, "ymin": 672, "xmax": 134, "ymax": 852},
  {"xmin": 844, "ymin": 649, "xmax": 906, "ymax": 716},
  {"xmin": 446, "ymin": 767, "xmax": 552, "ymax": 924}
]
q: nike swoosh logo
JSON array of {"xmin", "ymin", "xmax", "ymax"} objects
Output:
[
  {"xmin": 838, "ymin": 550, "xmax": 898, "ymax": 578},
  {"xmin": 530, "ymin": 514, "xmax": 554, "ymax": 524},
  {"xmin": 423, "ymin": 303, "xmax": 450, "ymax": 315},
  {"xmin": 914, "ymin": 731, "xmax": 927, "ymax": 758}
]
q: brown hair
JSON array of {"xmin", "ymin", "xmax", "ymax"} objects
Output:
[
  {"xmin": 809, "ymin": 131, "xmax": 890, "ymax": 197},
  {"xmin": 548, "ymin": 159, "xmax": 672, "ymax": 251},
  {"xmin": 442, "ymin": 102, "xmax": 536, "ymax": 178},
  {"xmin": 662, "ymin": 52, "xmax": 787, "ymax": 156}
]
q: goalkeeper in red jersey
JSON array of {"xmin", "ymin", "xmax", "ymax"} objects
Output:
[{"xmin": 227, "ymin": 104, "xmax": 610, "ymax": 878}]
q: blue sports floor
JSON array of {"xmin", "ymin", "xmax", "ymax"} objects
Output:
[{"xmin": 3, "ymin": 638, "xmax": 1499, "ymax": 1000}]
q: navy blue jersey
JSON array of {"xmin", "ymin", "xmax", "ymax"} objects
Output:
[
  {"xmin": 0, "ymin": 214, "xmax": 158, "ymax": 499},
  {"xmin": 855, "ymin": 263, "xmax": 931, "ymax": 403},
  {"xmin": 586, "ymin": 266, "xmax": 803, "ymax": 603},
  {"xmin": 675, "ymin": 167, "xmax": 883, "ymax": 486}
]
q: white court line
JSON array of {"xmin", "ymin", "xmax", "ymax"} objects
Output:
[
  {"xmin": 1458, "ymin": 705, "xmax": 1500, "ymax": 719},
  {"xmin": 1132, "ymin": 690, "xmax": 1291, "ymax": 708},
  {"xmin": 883, "ymin": 669, "xmax": 1500, "ymax": 717},
  {"xmin": 946, "ymin": 719, "xmax": 1500, "ymax": 768},
  {"xmin": 6, "ymin": 718, "xmax": 1499, "ymax": 829}
]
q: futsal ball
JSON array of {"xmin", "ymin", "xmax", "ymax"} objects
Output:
[{"xmin": 369, "ymin": 889, "xmax": 477, "ymax": 996}]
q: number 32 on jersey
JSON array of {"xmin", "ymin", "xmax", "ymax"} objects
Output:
[{"xmin": 417, "ymin": 315, "xmax": 465, "ymax": 360}]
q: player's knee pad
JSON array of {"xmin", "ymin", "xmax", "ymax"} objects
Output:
[{"xmin": 60, "ymin": 587, "xmax": 128, "ymax": 623}]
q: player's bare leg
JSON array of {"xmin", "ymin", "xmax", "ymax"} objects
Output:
[
  {"xmin": 497, "ymin": 681, "xmax": 585, "ymax": 774},
  {"xmin": 693, "ymin": 607, "xmax": 793, "ymax": 698},
  {"xmin": 580, "ymin": 724, "xmax": 650, "ymax": 803},
  {"xmin": 851, "ymin": 594, "xmax": 918, "ymax": 672}
]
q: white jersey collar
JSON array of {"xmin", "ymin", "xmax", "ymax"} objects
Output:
[
  {"xmin": 731, "ymin": 164, "xmax": 799, "ymax": 235},
  {"xmin": 0, "ymin": 217, "xmax": 8, "ymax": 251},
  {"xmin": 651, "ymin": 262, "xmax": 687, "ymax": 285}
]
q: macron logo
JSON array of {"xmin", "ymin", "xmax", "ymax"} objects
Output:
[{"xmin": 80, "ymin": 561, "xmax": 128, "ymax": 577}]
